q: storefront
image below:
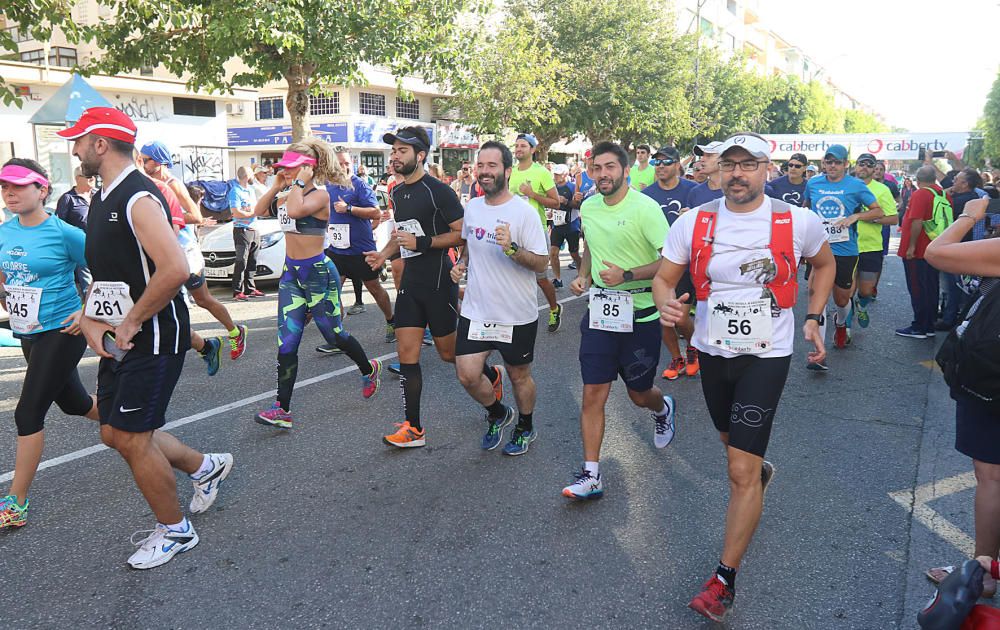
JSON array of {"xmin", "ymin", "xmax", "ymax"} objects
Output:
[{"xmin": 437, "ymin": 121, "xmax": 478, "ymax": 177}]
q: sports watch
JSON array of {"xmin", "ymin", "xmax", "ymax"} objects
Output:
[
  {"xmin": 622, "ymin": 269, "xmax": 634, "ymax": 282},
  {"xmin": 805, "ymin": 313, "xmax": 825, "ymax": 325},
  {"xmin": 504, "ymin": 242, "xmax": 520, "ymax": 257},
  {"xmin": 294, "ymin": 179, "xmax": 306, "ymax": 189}
]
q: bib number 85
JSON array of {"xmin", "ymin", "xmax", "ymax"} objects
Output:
[
  {"xmin": 727, "ymin": 319, "xmax": 752, "ymax": 335},
  {"xmin": 602, "ymin": 303, "xmax": 620, "ymax": 318}
]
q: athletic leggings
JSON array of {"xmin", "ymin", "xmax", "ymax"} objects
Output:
[
  {"xmin": 276, "ymin": 253, "xmax": 372, "ymax": 410},
  {"xmin": 16, "ymin": 329, "xmax": 93, "ymax": 436}
]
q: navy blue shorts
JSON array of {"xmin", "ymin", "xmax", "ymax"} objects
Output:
[
  {"xmin": 97, "ymin": 353, "xmax": 185, "ymax": 433},
  {"xmin": 578, "ymin": 313, "xmax": 661, "ymax": 391}
]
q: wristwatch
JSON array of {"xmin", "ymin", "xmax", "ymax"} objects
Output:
[
  {"xmin": 622, "ymin": 269, "xmax": 634, "ymax": 282},
  {"xmin": 805, "ymin": 313, "xmax": 825, "ymax": 325},
  {"xmin": 293, "ymin": 179, "xmax": 306, "ymax": 189},
  {"xmin": 347, "ymin": 204, "xmax": 354, "ymax": 215},
  {"xmin": 504, "ymin": 242, "xmax": 520, "ymax": 257}
]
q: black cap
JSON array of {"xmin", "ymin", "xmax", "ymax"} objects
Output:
[
  {"xmin": 855, "ymin": 152, "xmax": 877, "ymax": 165},
  {"xmin": 652, "ymin": 146, "xmax": 681, "ymax": 161},
  {"xmin": 383, "ymin": 126, "xmax": 431, "ymax": 153}
]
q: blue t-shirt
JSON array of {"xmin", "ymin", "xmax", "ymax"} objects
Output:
[
  {"xmin": 643, "ymin": 178, "xmax": 696, "ymax": 225},
  {"xmin": 0, "ymin": 214, "xmax": 86, "ymax": 336},
  {"xmin": 684, "ymin": 182, "xmax": 724, "ymax": 209},
  {"xmin": 578, "ymin": 171, "xmax": 595, "ymax": 197},
  {"xmin": 326, "ymin": 175, "xmax": 379, "ymax": 255},
  {"xmin": 804, "ymin": 174, "xmax": 877, "ymax": 256},
  {"xmin": 765, "ymin": 175, "xmax": 807, "ymax": 207},
  {"xmin": 227, "ymin": 180, "xmax": 255, "ymax": 228}
]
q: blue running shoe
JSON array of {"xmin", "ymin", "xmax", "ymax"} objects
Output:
[
  {"xmin": 422, "ymin": 328, "xmax": 433, "ymax": 346},
  {"xmin": 503, "ymin": 427, "xmax": 537, "ymax": 456},
  {"xmin": 855, "ymin": 296, "xmax": 870, "ymax": 329},
  {"xmin": 200, "ymin": 337, "xmax": 222, "ymax": 376},
  {"xmin": 481, "ymin": 405, "xmax": 514, "ymax": 450},
  {"xmin": 388, "ymin": 362, "xmax": 401, "ymax": 376}
]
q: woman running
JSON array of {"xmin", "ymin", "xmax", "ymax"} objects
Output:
[
  {"xmin": 0, "ymin": 158, "xmax": 100, "ymax": 529},
  {"xmin": 254, "ymin": 138, "xmax": 382, "ymax": 428}
]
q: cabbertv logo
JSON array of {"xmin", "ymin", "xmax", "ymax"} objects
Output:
[
  {"xmin": 868, "ymin": 139, "xmax": 884, "ymax": 154},
  {"xmin": 769, "ymin": 140, "xmax": 778, "ymax": 153}
]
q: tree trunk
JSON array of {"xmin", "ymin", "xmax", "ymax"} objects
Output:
[{"xmin": 285, "ymin": 64, "xmax": 314, "ymax": 143}]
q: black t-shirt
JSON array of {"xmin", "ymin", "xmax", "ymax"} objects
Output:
[{"xmin": 391, "ymin": 174, "xmax": 464, "ymax": 288}]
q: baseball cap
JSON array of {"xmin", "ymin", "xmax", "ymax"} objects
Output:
[
  {"xmin": 56, "ymin": 107, "xmax": 138, "ymax": 144},
  {"xmin": 274, "ymin": 150, "xmax": 317, "ymax": 169},
  {"xmin": 693, "ymin": 141, "xmax": 725, "ymax": 156},
  {"xmin": 855, "ymin": 152, "xmax": 877, "ymax": 165},
  {"xmin": 718, "ymin": 133, "xmax": 771, "ymax": 160},
  {"xmin": 139, "ymin": 140, "xmax": 174, "ymax": 168},
  {"xmin": 583, "ymin": 149, "xmax": 593, "ymax": 159},
  {"xmin": 516, "ymin": 133, "xmax": 538, "ymax": 148},
  {"xmin": 824, "ymin": 144, "xmax": 849, "ymax": 161},
  {"xmin": 652, "ymin": 146, "xmax": 681, "ymax": 162},
  {"xmin": 0, "ymin": 164, "xmax": 49, "ymax": 187},
  {"xmin": 553, "ymin": 164, "xmax": 569, "ymax": 175},
  {"xmin": 383, "ymin": 126, "xmax": 431, "ymax": 152},
  {"xmin": 806, "ymin": 164, "xmax": 818, "ymax": 173},
  {"xmin": 253, "ymin": 165, "xmax": 269, "ymax": 174}
]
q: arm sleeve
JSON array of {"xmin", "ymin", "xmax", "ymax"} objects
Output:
[
  {"xmin": 354, "ymin": 179, "xmax": 378, "ymax": 207},
  {"xmin": 800, "ymin": 210, "xmax": 827, "ymax": 258},
  {"xmin": 226, "ymin": 187, "xmax": 239, "ymax": 210},
  {"xmin": 55, "ymin": 193, "xmax": 71, "ymax": 221},
  {"xmin": 539, "ymin": 169, "xmax": 556, "ymax": 195},
  {"xmin": 61, "ymin": 220, "xmax": 88, "ymax": 268},
  {"xmin": 520, "ymin": 210, "xmax": 549, "ymax": 256},
  {"xmin": 878, "ymin": 187, "xmax": 898, "ymax": 217},
  {"xmin": 662, "ymin": 211, "xmax": 693, "ymax": 265},
  {"xmin": 642, "ymin": 201, "xmax": 670, "ymax": 252},
  {"xmin": 438, "ymin": 182, "xmax": 464, "ymax": 224},
  {"xmin": 858, "ymin": 183, "xmax": 877, "ymax": 210}
]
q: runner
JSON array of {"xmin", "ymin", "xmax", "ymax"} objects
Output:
[
  {"xmin": 451, "ymin": 141, "xmax": 549, "ymax": 454},
  {"xmin": 765, "ymin": 152, "xmax": 808, "ymax": 207},
  {"xmin": 804, "ymin": 144, "xmax": 884, "ymax": 362},
  {"xmin": 61, "ymin": 107, "xmax": 234, "ymax": 569},
  {"xmin": 851, "ymin": 153, "xmax": 898, "ymax": 333},
  {"xmin": 548, "ymin": 164, "xmax": 581, "ymax": 288},
  {"xmin": 683, "ymin": 141, "xmax": 725, "ymax": 210},
  {"xmin": 508, "ymin": 132, "xmax": 563, "ymax": 332},
  {"xmin": 654, "ymin": 132, "xmax": 835, "ymax": 622},
  {"xmin": 252, "ymin": 138, "xmax": 383, "ymax": 428},
  {"xmin": 316, "ymin": 147, "xmax": 395, "ymax": 354},
  {"xmin": 563, "ymin": 142, "xmax": 675, "ymax": 500},
  {"xmin": 365, "ymin": 126, "xmax": 497, "ymax": 447},
  {"xmin": 0, "ymin": 159, "xmax": 100, "ymax": 530},
  {"xmin": 641, "ymin": 145, "xmax": 699, "ymax": 380},
  {"xmin": 629, "ymin": 144, "xmax": 655, "ymax": 191}
]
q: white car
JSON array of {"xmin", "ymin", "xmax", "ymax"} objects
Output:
[{"xmin": 199, "ymin": 219, "xmax": 286, "ymax": 284}]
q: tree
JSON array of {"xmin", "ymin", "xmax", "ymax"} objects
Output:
[
  {"xmin": 981, "ymin": 70, "xmax": 1000, "ymax": 163},
  {"xmin": 799, "ymin": 81, "xmax": 844, "ymax": 134},
  {"xmin": 85, "ymin": 0, "xmax": 477, "ymax": 141},
  {"xmin": 843, "ymin": 109, "xmax": 887, "ymax": 133},
  {"xmin": 682, "ymin": 50, "xmax": 776, "ymax": 145},
  {"xmin": 759, "ymin": 76, "xmax": 810, "ymax": 134},
  {"xmin": 0, "ymin": 1, "xmax": 80, "ymax": 105}
]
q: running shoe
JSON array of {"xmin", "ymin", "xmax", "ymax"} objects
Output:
[
  {"xmin": 383, "ymin": 421, "xmax": 426, "ymax": 448},
  {"xmin": 490, "ymin": 364, "xmax": 506, "ymax": 402},
  {"xmin": 871, "ymin": 286, "xmax": 878, "ymax": 300},
  {"xmin": 662, "ymin": 356, "xmax": 685, "ymax": 380},
  {"xmin": 925, "ymin": 330, "xmax": 937, "ymax": 338},
  {"xmin": 761, "ymin": 460, "xmax": 776, "ymax": 496},
  {"xmin": 568, "ymin": 262, "xmax": 577, "ymax": 270},
  {"xmin": 688, "ymin": 574, "xmax": 735, "ymax": 622},
  {"xmin": 362, "ymin": 359, "xmax": 383, "ymax": 399},
  {"xmin": 562, "ymin": 469, "xmax": 603, "ymax": 500},
  {"xmin": 422, "ymin": 328, "xmax": 434, "ymax": 346},
  {"xmin": 388, "ymin": 362, "xmax": 401, "ymax": 376},
  {"xmin": 127, "ymin": 522, "xmax": 199, "ymax": 570},
  {"xmin": 233, "ymin": 292, "xmax": 249, "ymax": 301},
  {"xmin": 315, "ymin": 343, "xmax": 344, "ymax": 355},
  {"xmin": 548, "ymin": 304, "xmax": 563, "ymax": 333},
  {"xmin": 833, "ymin": 323, "xmax": 848, "ymax": 349},
  {"xmin": 229, "ymin": 324, "xmax": 248, "ymax": 360},
  {"xmin": 199, "ymin": 337, "xmax": 222, "ymax": 376},
  {"xmin": 256, "ymin": 402, "xmax": 293, "ymax": 429},
  {"xmin": 844, "ymin": 326, "xmax": 852, "ymax": 346},
  {"xmin": 0, "ymin": 495, "xmax": 27, "ymax": 529},
  {"xmin": 385, "ymin": 322, "xmax": 396, "ymax": 343},
  {"xmin": 685, "ymin": 345, "xmax": 700, "ymax": 377},
  {"xmin": 653, "ymin": 395, "xmax": 676, "ymax": 449},
  {"xmin": 503, "ymin": 427, "xmax": 537, "ymax": 456},
  {"xmin": 806, "ymin": 360, "xmax": 829, "ymax": 372},
  {"xmin": 189, "ymin": 453, "xmax": 235, "ymax": 514},
  {"xmin": 895, "ymin": 326, "xmax": 928, "ymax": 339},
  {"xmin": 248, "ymin": 289, "xmax": 266, "ymax": 298},
  {"xmin": 347, "ymin": 303, "xmax": 366, "ymax": 315},
  {"xmin": 482, "ymin": 405, "xmax": 514, "ymax": 451},
  {"xmin": 854, "ymin": 296, "xmax": 870, "ymax": 329},
  {"xmin": 552, "ymin": 278, "xmax": 564, "ymax": 289}
]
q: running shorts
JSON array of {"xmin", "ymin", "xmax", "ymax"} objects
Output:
[
  {"xmin": 455, "ymin": 316, "xmax": 538, "ymax": 365},
  {"xmin": 550, "ymin": 225, "xmax": 581, "ymax": 253},
  {"xmin": 97, "ymin": 353, "xmax": 185, "ymax": 433},
  {"xmin": 395, "ymin": 282, "xmax": 459, "ymax": 337},
  {"xmin": 328, "ymin": 251, "xmax": 380, "ymax": 282},
  {"xmin": 858, "ymin": 251, "xmax": 884, "ymax": 275},
  {"xmin": 579, "ymin": 314, "xmax": 661, "ymax": 392}
]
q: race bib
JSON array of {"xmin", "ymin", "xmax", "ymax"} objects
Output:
[
  {"xmin": 588, "ymin": 288, "xmax": 633, "ymax": 333},
  {"xmin": 4, "ymin": 284, "xmax": 42, "ymax": 334},
  {"xmin": 326, "ymin": 223, "xmax": 350, "ymax": 250},
  {"xmin": 824, "ymin": 220, "xmax": 849, "ymax": 244},
  {"xmin": 184, "ymin": 242, "xmax": 204, "ymax": 275},
  {"xmin": 85, "ymin": 281, "xmax": 134, "ymax": 326},
  {"xmin": 461, "ymin": 194, "xmax": 470, "ymax": 205},
  {"xmin": 277, "ymin": 204, "xmax": 295, "ymax": 232},
  {"xmin": 396, "ymin": 219, "xmax": 426, "ymax": 259},
  {"xmin": 552, "ymin": 210, "xmax": 567, "ymax": 226},
  {"xmin": 706, "ymin": 297, "xmax": 773, "ymax": 354},
  {"xmin": 545, "ymin": 208, "xmax": 553, "ymax": 221},
  {"xmin": 467, "ymin": 320, "xmax": 514, "ymax": 343}
]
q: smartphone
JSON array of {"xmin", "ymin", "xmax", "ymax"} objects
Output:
[{"xmin": 102, "ymin": 331, "xmax": 128, "ymax": 362}]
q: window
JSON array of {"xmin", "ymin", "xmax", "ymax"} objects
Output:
[
  {"xmin": 395, "ymin": 96, "xmax": 420, "ymax": 120},
  {"xmin": 19, "ymin": 49, "xmax": 44, "ymax": 65},
  {"xmin": 48, "ymin": 47, "xmax": 77, "ymax": 68},
  {"xmin": 173, "ymin": 97, "xmax": 216, "ymax": 117},
  {"xmin": 359, "ymin": 92, "xmax": 386, "ymax": 117},
  {"xmin": 256, "ymin": 96, "xmax": 284, "ymax": 120},
  {"xmin": 699, "ymin": 18, "xmax": 714, "ymax": 38},
  {"xmin": 726, "ymin": 33, "xmax": 737, "ymax": 51},
  {"xmin": 727, "ymin": 0, "xmax": 738, "ymax": 15},
  {"xmin": 4, "ymin": 26, "xmax": 32, "ymax": 43},
  {"xmin": 309, "ymin": 92, "xmax": 339, "ymax": 116}
]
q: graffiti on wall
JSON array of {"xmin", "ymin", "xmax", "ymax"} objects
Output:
[{"xmin": 113, "ymin": 94, "xmax": 167, "ymax": 122}]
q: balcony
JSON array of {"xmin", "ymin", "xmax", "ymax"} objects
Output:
[{"xmin": 3, "ymin": 25, "xmax": 33, "ymax": 44}]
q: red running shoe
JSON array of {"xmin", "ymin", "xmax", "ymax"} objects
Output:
[
  {"xmin": 834, "ymin": 323, "xmax": 848, "ymax": 349},
  {"xmin": 688, "ymin": 574, "xmax": 735, "ymax": 622}
]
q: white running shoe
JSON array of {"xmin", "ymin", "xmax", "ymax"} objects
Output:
[
  {"xmin": 653, "ymin": 395, "xmax": 676, "ymax": 449},
  {"xmin": 189, "ymin": 453, "xmax": 234, "ymax": 514},
  {"xmin": 127, "ymin": 521, "xmax": 199, "ymax": 570},
  {"xmin": 562, "ymin": 469, "xmax": 603, "ymax": 500}
]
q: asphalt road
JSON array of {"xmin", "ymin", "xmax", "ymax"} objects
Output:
[{"xmin": 0, "ymin": 251, "xmax": 986, "ymax": 629}]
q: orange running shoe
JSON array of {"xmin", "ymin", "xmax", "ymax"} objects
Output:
[
  {"xmin": 490, "ymin": 364, "xmax": 506, "ymax": 402},
  {"xmin": 661, "ymin": 356, "xmax": 685, "ymax": 380},
  {"xmin": 383, "ymin": 421, "xmax": 426, "ymax": 448},
  {"xmin": 685, "ymin": 346, "xmax": 700, "ymax": 377}
]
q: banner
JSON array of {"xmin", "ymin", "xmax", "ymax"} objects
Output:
[{"xmin": 762, "ymin": 132, "xmax": 971, "ymax": 161}]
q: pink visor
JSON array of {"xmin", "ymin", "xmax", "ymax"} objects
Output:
[
  {"xmin": 0, "ymin": 165, "xmax": 49, "ymax": 188},
  {"xmin": 274, "ymin": 151, "xmax": 317, "ymax": 168}
]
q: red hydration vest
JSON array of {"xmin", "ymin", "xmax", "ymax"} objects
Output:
[{"xmin": 690, "ymin": 198, "xmax": 799, "ymax": 309}]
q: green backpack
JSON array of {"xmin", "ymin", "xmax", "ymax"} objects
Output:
[{"xmin": 922, "ymin": 187, "xmax": 954, "ymax": 240}]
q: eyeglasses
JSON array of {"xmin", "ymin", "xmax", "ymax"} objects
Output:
[
  {"xmin": 823, "ymin": 159, "xmax": 845, "ymax": 166},
  {"xmin": 786, "ymin": 162, "xmax": 805, "ymax": 169},
  {"xmin": 856, "ymin": 160, "xmax": 876, "ymax": 168},
  {"xmin": 649, "ymin": 158, "xmax": 677, "ymax": 166},
  {"xmin": 718, "ymin": 159, "xmax": 767, "ymax": 172}
]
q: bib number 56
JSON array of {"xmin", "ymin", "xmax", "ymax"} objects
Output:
[{"xmin": 727, "ymin": 319, "xmax": 752, "ymax": 335}]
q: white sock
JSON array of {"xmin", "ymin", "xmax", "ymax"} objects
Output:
[
  {"xmin": 819, "ymin": 317, "xmax": 828, "ymax": 343},
  {"xmin": 164, "ymin": 517, "xmax": 189, "ymax": 532},
  {"xmin": 653, "ymin": 402, "xmax": 668, "ymax": 418},
  {"xmin": 190, "ymin": 454, "xmax": 213, "ymax": 479},
  {"xmin": 584, "ymin": 461, "xmax": 599, "ymax": 476},
  {"xmin": 834, "ymin": 303, "xmax": 850, "ymax": 326}
]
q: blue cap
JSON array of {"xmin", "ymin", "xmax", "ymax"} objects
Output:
[
  {"xmin": 516, "ymin": 133, "xmax": 538, "ymax": 148},
  {"xmin": 139, "ymin": 140, "xmax": 174, "ymax": 168},
  {"xmin": 824, "ymin": 144, "xmax": 848, "ymax": 161}
]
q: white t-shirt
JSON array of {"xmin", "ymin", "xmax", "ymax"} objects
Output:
[
  {"xmin": 461, "ymin": 195, "xmax": 548, "ymax": 325},
  {"xmin": 662, "ymin": 196, "xmax": 826, "ymax": 358}
]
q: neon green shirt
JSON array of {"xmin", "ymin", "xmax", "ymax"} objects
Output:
[
  {"xmin": 858, "ymin": 179, "xmax": 897, "ymax": 254},
  {"xmin": 630, "ymin": 163, "xmax": 655, "ymax": 191},
  {"xmin": 508, "ymin": 162, "xmax": 556, "ymax": 226},
  {"xmin": 580, "ymin": 188, "xmax": 669, "ymax": 322}
]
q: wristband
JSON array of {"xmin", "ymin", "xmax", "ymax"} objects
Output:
[
  {"xmin": 414, "ymin": 235, "xmax": 433, "ymax": 252},
  {"xmin": 347, "ymin": 204, "xmax": 353, "ymax": 216},
  {"xmin": 805, "ymin": 313, "xmax": 824, "ymax": 325},
  {"xmin": 957, "ymin": 213, "xmax": 977, "ymax": 222}
]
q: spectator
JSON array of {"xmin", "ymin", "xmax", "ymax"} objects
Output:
[
  {"xmin": 228, "ymin": 166, "xmax": 260, "ymax": 300},
  {"xmin": 938, "ymin": 168, "xmax": 987, "ymax": 329},
  {"xmin": 250, "ymin": 165, "xmax": 270, "ymax": 202},
  {"xmin": 900, "ymin": 177, "xmax": 914, "ymax": 221},
  {"xmin": 895, "ymin": 166, "xmax": 941, "ymax": 338},
  {"xmin": 427, "ymin": 163, "xmax": 444, "ymax": 181},
  {"xmin": 356, "ymin": 164, "xmax": 375, "ymax": 188},
  {"xmin": 54, "ymin": 166, "xmax": 94, "ymax": 295},
  {"xmin": 454, "ymin": 161, "xmax": 475, "ymax": 204}
]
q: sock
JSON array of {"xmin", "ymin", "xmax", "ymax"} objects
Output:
[
  {"xmin": 485, "ymin": 400, "xmax": 506, "ymax": 420},
  {"xmin": 399, "ymin": 363, "xmax": 422, "ymax": 430},
  {"xmin": 386, "ymin": 317, "xmax": 394, "ymax": 326},
  {"xmin": 164, "ymin": 517, "xmax": 190, "ymax": 532},
  {"xmin": 517, "ymin": 412, "xmax": 533, "ymax": 432},
  {"xmin": 716, "ymin": 562, "xmax": 737, "ymax": 589},
  {"xmin": 652, "ymin": 401, "xmax": 669, "ymax": 418},
  {"xmin": 229, "ymin": 327, "xmax": 240, "ymax": 337},
  {"xmin": 834, "ymin": 303, "xmax": 850, "ymax": 326},
  {"xmin": 482, "ymin": 364, "xmax": 499, "ymax": 383},
  {"xmin": 584, "ymin": 461, "xmax": 599, "ymax": 477},
  {"xmin": 190, "ymin": 454, "xmax": 214, "ymax": 479},
  {"xmin": 858, "ymin": 295, "xmax": 872, "ymax": 308},
  {"xmin": 332, "ymin": 333, "xmax": 373, "ymax": 375}
]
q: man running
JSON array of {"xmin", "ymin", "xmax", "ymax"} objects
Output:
[
  {"xmin": 804, "ymin": 144, "xmax": 884, "ymax": 361},
  {"xmin": 629, "ymin": 144, "xmax": 655, "ymax": 191},
  {"xmin": 508, "ymin": 132, "xmax": 563, "ymax": 332},
  {"xmin": 683, "ymin": 141, "xmax": 725, "ymax": 210},
  {"xmin": 655, "ymin": 132, "xmax": 835, "ymax": 622},
  {"xmin": 548, "ymin": 164, "xmax": 581, "ymax": 288},
  {"xmin": 451, "ymin": 141, "xmax": 549, "ymax": 455},
  {"xmin": 62, "ymin": 107, "xmax": 233, "ymax": 570},
  {"xmin": 563, "ymin": 142, "xmax": 675, "ymax": 500},
  {"xmin": 851, "ymin": 153, "xmax": 898, "ymax": 333},
  {"xmin": 765, "ymin": 152, "xmax": 808, "ymax": 207}
]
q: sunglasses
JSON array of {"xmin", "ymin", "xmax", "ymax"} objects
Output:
[
  {"xmin": 823, "ymin": 159, "xmax": 845, "ymax": 166},
  {"xmin": 650, "ymin": 158, "xmax": 677, "ymax": 166},
  {"xmin": 856, "ymin": 160, "xmax": 876, "ymax": 168},
  {"xmin": 786, "ymin": 163, "xmax": 805, "ymax": 169}
]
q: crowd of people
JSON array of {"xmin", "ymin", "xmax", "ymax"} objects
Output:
[{"xmin": 1, "ymin": 105, "xmax": 998, "ymax": 624}]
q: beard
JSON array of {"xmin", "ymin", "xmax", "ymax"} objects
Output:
[
  {"xmin": 723, "ymin": 177, "xmax": 762, "ymax": 205},
  {"xmin": 479, "ymin": 172, "xmax": 507, "ymax": 197},
  {"xmin": 599, "ymin": 174, "xmax": 625, "ymax": 197},
  {"xmin": 394, "ymin": 155, "xmax": 418, "ymax": 176}
]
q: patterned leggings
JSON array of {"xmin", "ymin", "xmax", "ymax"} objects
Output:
[{"xmin": 276, "ymin": 253, "xmax": 371, "ymax": 410}]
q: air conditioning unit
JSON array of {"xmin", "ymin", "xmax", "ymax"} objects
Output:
[{"xmin": 225, "ymin": 103, "xmax": 245, "ymax": 115}]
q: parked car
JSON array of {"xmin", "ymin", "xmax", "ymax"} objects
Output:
[{"xmin": 199, "ymin": 218, "xmax": 286, "ymax": 284}]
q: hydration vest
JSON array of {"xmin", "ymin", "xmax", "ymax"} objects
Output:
[{"xmin": 690, "ymin": 198, "xmax": 799, "ymax": 309}]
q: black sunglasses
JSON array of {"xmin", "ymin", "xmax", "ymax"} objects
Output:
[
  {"xmin": 786, "ymin": 162, "xmax": 805, "ymax": 168},
  {"xmin": 650, "ymin": 158, "xmax": 677, "ymax": 166},
  {"xmin": 857, "ymin": 160, "xmax": 876, "ymax": 168}
]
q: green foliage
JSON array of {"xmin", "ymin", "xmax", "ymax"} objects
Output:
[
  {"xmin": 981, "ymin": 71, "xmax": 1000, "ymax": 163},
  {"xmin": 683, "ymin": 49, "xmax": 776, "ymax": 145},
  {"xmin": 0, "ymin": 1, "xmax": 80, "ymax": 106},
  {"xmin": 799, "ymin": 81, "xmax": 844, "ymax": 133},
  {"xmin": 843, "ymin": 109, "xmax": 887, "ymax": 133},
  {"xmin": 759, "ymin": 76, "xmax": 810, "ymax": 134}
]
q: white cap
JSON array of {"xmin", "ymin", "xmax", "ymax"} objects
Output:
[
  {"xmin": 553, "ymin": 164, "xmax": 569, "ymax": 175},
  {"xmin": 694, "ymin": 141, "xmax": 725, "ymax": 156},
  {"xmin": 717, "ymin": 133, "xmax": 771, "ymax": 160}
]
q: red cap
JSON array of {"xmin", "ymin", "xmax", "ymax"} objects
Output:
[
  {"xmin": 57, "ymin": 107, "xmax": 138, "ymax": 143},
  {"xmin": 583, "ymin": 149, "xmax": 592, "ymax": 158}
]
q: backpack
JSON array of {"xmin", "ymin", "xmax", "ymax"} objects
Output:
[
  {"xmin": 922, "ymin": 187, "xmax": 954, "ymax": 241},
  {"xmin": 936, "ymin": 279, "xmax": 1000, "ymax": 411}
]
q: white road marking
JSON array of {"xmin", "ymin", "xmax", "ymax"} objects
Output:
[{"xmin": 889, "ymin": 471, "xmax": 977, "ymax": 556}]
